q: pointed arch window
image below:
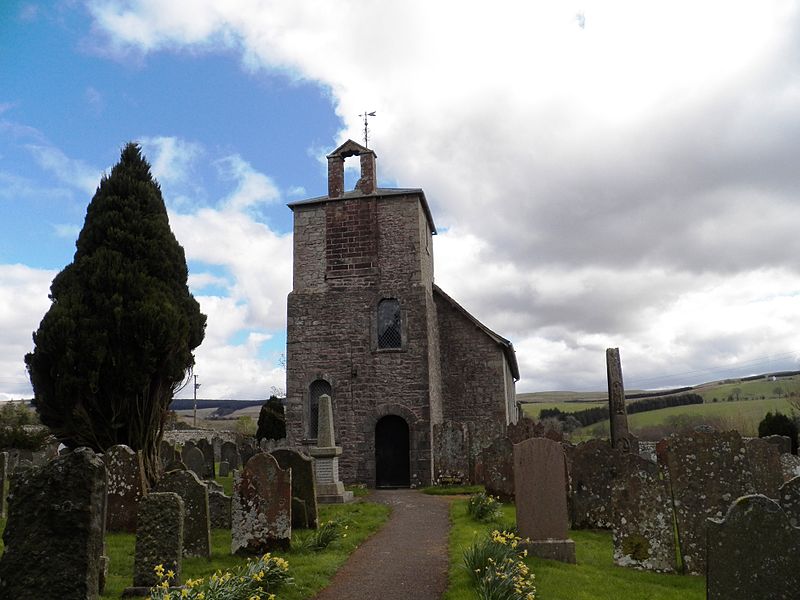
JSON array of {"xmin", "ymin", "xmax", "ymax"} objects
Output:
[
  {"xmin": 377, "ymin": 298, "xmax": 402, "ymax": 349},
  {"xmin": 308, "ymin": 379, "xmax": 331, "ymax": 439}
]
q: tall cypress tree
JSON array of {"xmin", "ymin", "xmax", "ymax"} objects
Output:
[{"xmin": 25, "ymin": 143, "xmax": 206, "ymax": 482}]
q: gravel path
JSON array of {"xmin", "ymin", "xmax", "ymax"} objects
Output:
[{"xmin": 312, "ymin": 489, "xmax": 453, "ymax": 600}]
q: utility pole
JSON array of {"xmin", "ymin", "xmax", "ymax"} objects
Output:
[{"xmin": 193, "ymin": 374, "xmax": 201, "ymax": 428}]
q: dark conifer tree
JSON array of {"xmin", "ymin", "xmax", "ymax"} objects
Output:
[
  {"xmin": 25, "ymin": 143, "xmax": 206, "ymax": 482},
  {"xmin": 256, "ymin": 395, "xmax": 286, "ymax": 442}
]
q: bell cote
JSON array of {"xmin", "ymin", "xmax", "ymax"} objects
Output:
[{"xmin": 327, "ymin": 139, "xmax": 377, "ymax": 198}]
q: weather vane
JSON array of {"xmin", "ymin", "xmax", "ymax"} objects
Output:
[{"xmin": 359, "ymin": 110, "xmax": 376, "ymax": 148}]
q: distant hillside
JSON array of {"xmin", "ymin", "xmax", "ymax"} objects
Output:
[{"xmin": 168, "ymin": 398, "xmax": 265, "ymax": 411}]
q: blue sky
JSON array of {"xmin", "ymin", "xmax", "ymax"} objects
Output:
[{"xmin": 3, "ymin": 1, "xmax": 800, "ymax": 400}]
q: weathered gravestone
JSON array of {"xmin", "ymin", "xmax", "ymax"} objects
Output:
[
  {"xmin": 152, "ymin": 470, "xmax": 211, "ymax": 558},
  {"xmin": 232, "ymin": 453, "xmax": 292, "ymax": 554},
  {"xmin": 130, "ymin": 492, "xmax": 184, "ymax": 590},
  {"xmin": 513, "ymin": 437, "xmax": 575, "ymax": 563},
  {"xmin": 0, "ymin": 448, "xmax": 106, "ymax": 600},
  {"xmin": 164, "ymin": 458, "xmax": 187, "ymax": 473},
  {"xmin": 218, "ymin": 460, "xmax": 231, "ymax": 477},
  {"xmin": 477, "ymin": 436, "xmax": 515, "ymax": 502},
  {"xmin": 160, "ymin": 441, "xmax": 178, "ymax": 467},
  {"xmin": 240, "ymin": 441, "xmax": 257, "ymax": 467},
  {"xmin": 221, "ymin": 441, "xmax": 240, "ymax": 470},
  {"xmin": 182, "ymin": 446, "xmax": 206, "ymax": 479},
  {"xmin": 209, "ymin": 489, "xmax": 232, "ymax": 529},
  {"xmin": 707, "ymin": 495, "xmax": 800, "ymax": 600},
  {"xmin": 780, "ymin": 453, "xmax": 800, "ymax": 482},
  {"xmin": 104, "ymin": 444, "xmax": 147, "ymax": 533},
  {"xmin": 271, "ymin": 448, "xmax": 318, "ymax": 529},
  {"xmin": 762, "ymin": 434, "xmax": 792, "ymax": 455},
  {"xmin": 433, "ymin": 420, "xmax": 470, "ymax": 484},
  {"xmin": 657, "ymin": 430, "xmax": 783, "ymax": 574},
  {"xmin": 196, "ymin": 439, "xmax": 216, "ymax": 480},
  {"xmin": 778, "ymin": 475, "xmax": 800, "ymax": 528},
  {"xmin": 611, "ymin": 453, "xmax": 676, "ymax": 572},
  {"xmin": 606, "ymin": 347, "xmax": 638, "ymax": 453},
  {"xmin": 566, "ymin": 439, "xmax": 620, "ymax": 529}
]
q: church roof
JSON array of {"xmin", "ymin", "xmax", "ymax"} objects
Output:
[
  {"xmin": 432, "ymin": 284, "xmax": 520, "ymax": 381},
  {"xmin": 287, "ymin": 187, "xmax": 437, "ymax": 235}
]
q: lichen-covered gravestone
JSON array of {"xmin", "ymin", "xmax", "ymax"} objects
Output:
[
  {"xmin": 433, "ymin": 420, "xmax": 470, "ymax": 484},
  {"xmin": 611, "ymin": 453, "xmax": 676, "ymax": 572},
  {"xmin": 657, "ymin": 430, "xmax": 782, "ymax": 574},
  {"xmin": 152, "ymin": 470, "xmax": 211, "ymax": 558},
  {"xmin": 778, "ymin": 475, "xmax": 800, "ymax": 528},
  {"xmin": 104, "ymin": 444, "xmax": 147, "ymax": 532},
  {"xmin": 182, "ymin": 446, "xmax": 206, "ymax": 479},
  {"xmin": 0, "ymin": 448, "xmax": 106, "ymax": 599},
  {"xmin": 513, "ymin": 437, "xmax": 575, "ymax": 563},
  {"xmin": 271, "ymin": 448, "xmax": 318, "ymax": 529},
  {"xmin": 232, "ymin": 453, "xmax": 292, "ymax": 554},
  {"xmin": 566, "ymin": 439, "xmax": 620, "ymax": 529},
  {"xmin": 131, "ymin": 492, "xmax": 184, "ymax": 589},
  {"xmin": 196, "ymin": 438, "xmax": 216, "ymax": 479},
  {"xmin": 707, "ymin": 495, "xmax": 800, "ymax": 600},
  {"xmin": 477, "ymin": 436, "xmax": 515, "ymax": 502}
]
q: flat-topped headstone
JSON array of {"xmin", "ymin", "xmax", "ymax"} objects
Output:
[
  {"xmin": 707, "ymin": 495, "xmax": 800, "ymax": 600},
  {"xmin": 0, "ymin": 447, "xmax": 106, "ymax": 599},
  {"xmin": 477, "ymin": 436, "xmax": 515, "ymax": 502},
  {"xmin": 152, "ymin": 470, "xmax": 210, "ymax": 558},
  {"xmin": 271, "ymin": 448, "xmax": 318, "ymax": 528},
  {"xmin": 232, "ymin": 453, "xmax": 291, "ymax": 554},
  {"xmin": 182, "ymin": 446, "xmax": 206, "ymax": 479},
  {"xmin": 433, "ymin": 420, "xmax": 470, "ymax": 484},
  {"xmin": 221, "ymin": 441, "xmax": 240, "ymax": 470},
  {"xmin": 104, "ymin": 445, "xmax": 147, "ymax": 533},
  {"xmin": 132, "ymin": 492, "xmax": 184, "ymax": 588},
  {"xmin": 657, "ymin": 430, "xmax": 782, "ymax": 574},
  {"xmin": 611, "ymin": 453, "xmax": 676, "ymax": 572},
  {"xmin": 209, "ymin": 490, "xmax": 232, "ymax": 529},
  {"xmin": 513, "ymin": 437, "xmax": 575, "ymax": 563}
]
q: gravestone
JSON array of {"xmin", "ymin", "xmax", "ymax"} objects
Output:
[
  {"xmin": 657, "ymin": 430, "xmax": 782, "ymax": 574},
  {"xmin": 196, "ymin": 439, "xmax": 216, "ymax": 479},
  {"xmin": 310, "ymin": 394, "xmax": 352, "ymax": 503},
  {"xmin": 513, "ymin": 437, "xmax": 575, "ymax": 563},
  {"xmin": 611, "ymin": 453, "xmax": 676, "ymax": 572},
  {"xmin": 606, "ymin": 347, "xmax": 638, "ymax": 453},
  {"xmin": 104, "ymin": 445, "xmax": 147, "ymax": 533},
  {"xmin": 433, "ymin": 420, "xmax": 470, "ymax": 484},
  {"xmin": 182, "ymin": 446, "xmax": 206, "ymax": 479},
  {"xmin": 152, "ymin": 470, "xmax": 211, "ymax": 558},
  {"xmin": 209, "ymin": 489, "xmax": 232, "ymax": 529},
  {"xmin": 218, "ymin": 461, "xmax": 230, "ymax": 477},
  {"xmin": 164, "ymin": 459, "xmax": 187, "ymax": 473},
  {"xmin": 762, "ymin": 434, "xmax": 792, "ymax": 455},
  {"xmin": 131, "ymin": 492, "xmax": 184, "ymax": 589},
  {"xmin": 477, "ymin": 436, "xmax": 515, "ymax": 502},
  {"xmin": 240, "ymin": 441, "xmax": 257, "ymax": 467},
  {"xmin": 707, "ymin": 495, "xmax": 800, "ymax": 600},
  {"xmin": 232, "ymin": 453, "xmax": 292, "ymax": 554},
  {"xmin": 778, "ymin": 475, "xmax": 800, "ymax": 528},
  {"xmin": 566, "ymin": 439, "xmax": 619, "ymax": 529},
  {"xmin": 780, "ymin": 454, "xmax": 800, "ymax": 481},
  {"xmin": 221, "ymin": 441, "xmax": 240, "ymax": 470},
  {"xmin": 160, "ymin": 441, "xmax": 178, "ymax": 467},
  {"xmin": 0, "ymin": 451, "xmax": 7, "ymax": 518},
  {"xmin": 271, "ymin": 448, "xmax": 318, "ymax": 528},
  {"xmin": 0, "ymin": 448, "xmax": 106, "ymax": 599}
]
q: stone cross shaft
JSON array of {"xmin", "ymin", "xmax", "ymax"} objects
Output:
[{"xmin": 606, "ymin": 347, "xmax": 634, "ymax": 451}]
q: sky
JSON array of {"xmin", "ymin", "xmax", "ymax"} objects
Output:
[{"xmin": 2, "ymin": 0, "xmax": 800, "ymax": 400}]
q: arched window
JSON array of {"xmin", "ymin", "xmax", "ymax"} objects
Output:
[
  {"xmin": 377, "ymin": 298, "xmax": 402, "ymax": 349},
  {"xmin": 308, "ymin": 379, "xmax": 331, "ymax": 439}
]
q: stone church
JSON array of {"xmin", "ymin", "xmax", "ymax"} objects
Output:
[{"xmin": 284, "ymin": 140, "xmax": 519, "ymax": 487}]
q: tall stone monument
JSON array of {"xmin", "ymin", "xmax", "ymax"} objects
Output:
[
  {"xmin": 513, "ymin": 437, "xmax": 575, "ymax": 563},
  {"xmin": 310, "ymin": 394, "xmax": 353, "ymax": 503},
  {"xmin": 607, "ymin": 347, "xmax": 638, "ymax": 453}
]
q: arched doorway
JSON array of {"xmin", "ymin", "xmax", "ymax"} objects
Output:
[{"xmin": 375, "ymin": 415, "xmax": 410, "ymax": 488}]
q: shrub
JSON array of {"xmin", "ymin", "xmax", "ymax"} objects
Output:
[
  {"xmin": 758, "ymin": 411, "xmax": 799, "ymax": 454},
  {"xmin": 467, "ymin": 492, "xmax": 503, "ymax": 522},
  {"xmin": 149, "ymin": 553, "xmax": 292, "ymax": 599}
]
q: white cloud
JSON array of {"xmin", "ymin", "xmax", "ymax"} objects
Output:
[
  {"xmin": 26, "ymin": 143, "xmax": 101, "ymax": 196},
  {"xmin": 83, "ymin": 1, "xmax": 800, "ymax": 391},
  {"xmin": 215, "ymin": 154, "xmax": 281, "ymax": 210},
  {"xmin": 0, "ymin": 264, "xmax": 56, "ymax": 399},
  {"xmin": 139, "ymin": 135, "xmax": 203, "ymax": 186}
]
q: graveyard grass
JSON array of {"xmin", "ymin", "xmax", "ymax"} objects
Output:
[
  {"xmin": 98, "ymin": 500, "xmax": 389, "ymax": 599},
  {"xmin": 444, "ymin": 500, "xmax": 704, "ymax": 600}
]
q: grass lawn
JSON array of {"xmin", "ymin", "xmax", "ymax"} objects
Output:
[
  {"xmin": 444, "ymin": 500, "xmax": 704, "ymax": 600},
  {"xmin": 3, "ymin": 497, "xmax": 387, "ymax": 600}
]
